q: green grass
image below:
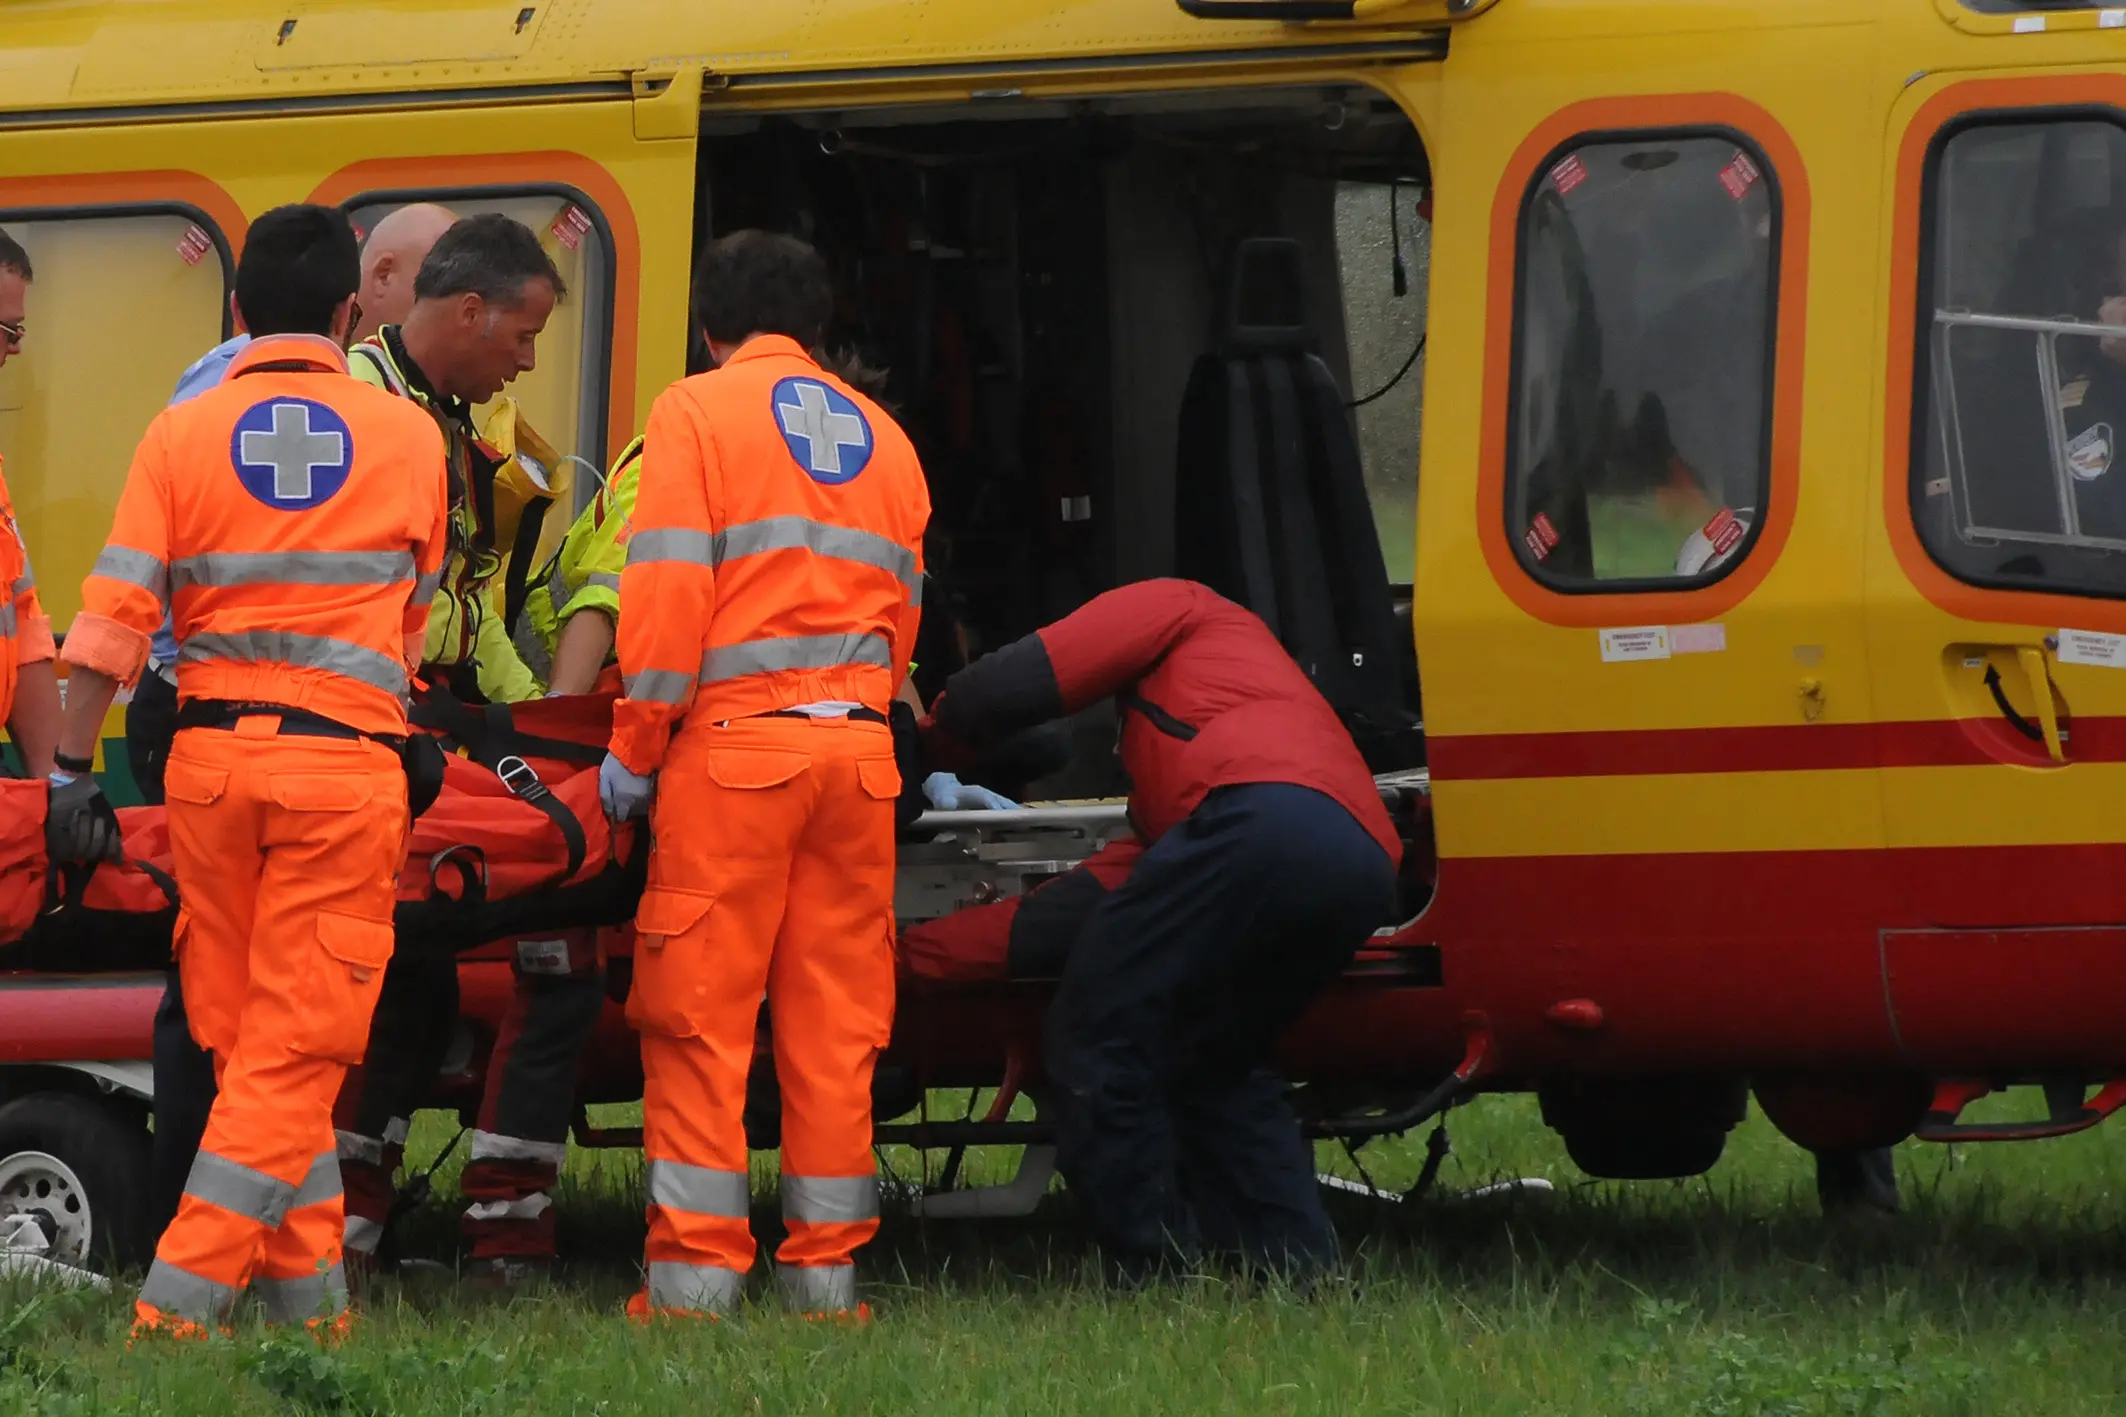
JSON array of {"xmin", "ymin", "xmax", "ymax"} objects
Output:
[{"xmin": 7, "ymin": 1089, "xmax": 2126, "ymax": 1414}]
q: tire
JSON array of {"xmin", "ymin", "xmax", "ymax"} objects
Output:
[{"xmin": 0, "ymin": 1093, "xmax": 154, "ymax": 1274}]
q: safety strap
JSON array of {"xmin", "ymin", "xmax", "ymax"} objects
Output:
[
  {"xmin": 42, "ymin": 857, "xmax": 180, "ymax": 918},
  {"xmin": 407, "ymin": 682, "xmax": 605, "ymax": 767},
  {"xmin": 494, "ymin": 756, "xmax": 588, "ymax": 884},
  {"xmin": 501, "ymin": 495, "xmax": 552, "ymax": 636}
]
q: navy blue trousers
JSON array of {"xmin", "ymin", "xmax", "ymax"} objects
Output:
[{"xmin": 1044, "ymin": 782, "xmax": 1397, "ymax": 1278}]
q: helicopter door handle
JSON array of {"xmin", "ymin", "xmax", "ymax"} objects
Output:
[{"xmin": 1983, "ymin": 648, "xmax": 2067, "ymax": 762}]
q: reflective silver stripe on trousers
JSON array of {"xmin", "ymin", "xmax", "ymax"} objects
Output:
[
  {"xmin": 183, "ymin": 1150, "xmax": 297, "ymax": 1227},
  {"xmin": 181, "ymin": 629, "xmax": 408, "ymax": 696},
  {"xmin": 623, "ymin": 667, "xmax": 696, "ymax": 705},
  {"xmin": 288, "ymin": 1151, "xmax": 342, "ymax": 1210},
  {"xmin": 91, "ymin": 545, "xmax": 169, "ymax": 600},
  {"xmin": 334, "ymin": 1129, "xmax": 384, "ymax": 1167},
  {"xmin": 647, "ymin": 1260, "xmax": 746, "ymax": 1313},
  {"xmin": 778, "ymin": 1262, "xmax": 858, "ymax": 1313},
  {"xmin": 254, "ymin": 1261, "xmax": 350, "ymax": 1324},
  {"xmin": 467, "ymin": 1129, "xmax": 569, "ymax": 1166},
  {"xmin": 782, "ymin": 1174, "xmax": 879, "ymax": 1225},
  {"xmin": 138, "ymin": 1258, "xmax": 240, "ymax": 1325},
  {"xmin": 169, "ymin": 550, "xmax": 417, "ymax": 591},
  {"xmin": 464, "ymin": 1194, "xmax": 553, "ymax": 1222},
  {"xmin": 646, "ymin": 1159, "xmax": 750, "ymax": 1219},
  {"xmin": 700, "ymin": 632, "xmax": 891, "ymax": 685},
  {"xmin": 342, "ymin": 1215, "xmax": 384, "ymax": 1255}
]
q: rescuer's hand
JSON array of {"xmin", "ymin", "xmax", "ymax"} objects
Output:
[
  {"xmin": 46, "ymin": 772, "xmax": 122, "ymax": 865},
  {"xmin": 598, "ymin": 751, "xmax": 655, "ymax": 822},
  {"xmin": 922, "ymin": 772, "xmax": 1019, "ymax": 812}
]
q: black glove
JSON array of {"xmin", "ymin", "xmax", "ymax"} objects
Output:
[{"xmin": 46, "ymin": 774, "xmax": 121, "ymax": 865}]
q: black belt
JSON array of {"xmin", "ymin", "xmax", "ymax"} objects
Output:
[
  {"xmin": 754, "ymin": 707, "xmax": 889, "ymax": 726},
  {"xmin": 177, "ymin": 699, "xmax": 407, "ymax": 750}
]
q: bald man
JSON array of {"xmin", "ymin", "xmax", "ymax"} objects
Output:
[
  {"xmin": 351, "ymin": 202, "xmax": 457, "ymax": 344},
  {"xmin": 142, "ymin": 201, "xmax": 459, "ymax": 1238}
]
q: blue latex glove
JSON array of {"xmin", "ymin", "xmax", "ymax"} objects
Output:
[
  {"xmin": 599, "ymin": 752, "xmax": 655, "ymax": 822},
  {"xmin": 922, "ymin": 771, "xmax": 1019, "ymax": 812}
]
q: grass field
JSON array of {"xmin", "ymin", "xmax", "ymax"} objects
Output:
[{"xmin": 4, "ymin": 1088, "xmax": 2125, "ymax": 1415}]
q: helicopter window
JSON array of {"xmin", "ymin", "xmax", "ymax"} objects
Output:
[
  {"xmin": 1507, "ymin": 134, "xmax": 1778, "ymax": 591},
  {"xmin": 0, "ymin": 207, "xmax": 232, "ymax": 629},
  {"xmin": 1914, "ymin": 115, "xmax": 2126, "ymax": 598}
]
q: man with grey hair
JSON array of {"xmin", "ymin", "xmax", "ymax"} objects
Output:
[{"xmin": 336, "ymin": 211, "xmax": 571, "ymax": 1284}]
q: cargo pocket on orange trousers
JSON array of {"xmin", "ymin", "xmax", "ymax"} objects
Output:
[
  {"xmin": 300, "ymin": 911, "xmax": 395, "ymax": 1064},
  {"xmin": 628, "ymin": 887, "xmax": 717, "ymax": 1039},
  {"xmin": 855, "ymin": 756, "xmax": 901, "ymax": 802},
  {"xmin": 163, "ymin": 760, "xmax": 229, "ymax": 808}
]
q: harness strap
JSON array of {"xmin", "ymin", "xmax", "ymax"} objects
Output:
[{"xmin": 408, "ymin": 683, "xmax": 606, "ymax": 767}]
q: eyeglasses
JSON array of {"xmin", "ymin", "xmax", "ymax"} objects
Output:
[{"xmin": 0, "ymin": 318, "xmax": 23, "ymax": 351}]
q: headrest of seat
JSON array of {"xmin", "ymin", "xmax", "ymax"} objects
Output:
[{"xmin": 1221, "ymin": 238, "xmax": 1311, "ymax": 354}]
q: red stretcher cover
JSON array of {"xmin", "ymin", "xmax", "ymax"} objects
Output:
[{"xmin": 0, "ymin": 690, "xmax": 636, "ymax": 957}]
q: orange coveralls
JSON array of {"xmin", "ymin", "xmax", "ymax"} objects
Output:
[
  {"xmin": 0, "ymin": 458, "xmax": 57, "ymax": 728},
  {"xmin": 65, "ymin": 335, "xmax": 448, "ymax": 1335},
  {"xmin": 612, "ymin": 335, "xmax": 929, "ymax": 1317}
]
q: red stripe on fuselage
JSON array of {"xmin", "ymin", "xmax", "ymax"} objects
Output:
[{"xmin": 1428, "ymin": 715, "xmax": 2126, "ymax": 780}]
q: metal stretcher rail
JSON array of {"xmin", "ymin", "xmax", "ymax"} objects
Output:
[{"xmin": 908, "ymin": 768, "xmax": 1430, "ymax": 836}]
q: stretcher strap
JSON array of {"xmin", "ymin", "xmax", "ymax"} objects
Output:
[
  {"xmin": 42, "ymin": 857, "xmax": 180, "ymax": 917},
  {"xmin": 495, "ymin": 758, "xmax": 587, "ymax": 884},
  {"xmin": 409, "ymin": 683, "xmax": 605, "ymax": 767}
]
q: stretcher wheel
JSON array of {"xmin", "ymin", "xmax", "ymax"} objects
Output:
[{"xmin": 0, "ymin": 1093, "xmax": 152, "ymax": 1274}]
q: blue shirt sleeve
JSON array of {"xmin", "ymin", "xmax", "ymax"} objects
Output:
[{"xmin": 150, "ymin": 334, "xmax": 250, "ymax": 665}]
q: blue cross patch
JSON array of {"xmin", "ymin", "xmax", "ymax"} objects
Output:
[
  {"xmin": 771, "ymin": 377, "xmax": 873, "ymax": 486},
  {"xmin": 229, "ymin": 398, "xmax": 355, "ymax": 511}
]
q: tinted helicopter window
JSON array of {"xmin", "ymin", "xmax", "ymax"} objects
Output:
[
  {"xmin": 1508, "ymin": 135, "xmax": 1778, "ymax": 590},
  {"xmin": 1915, "ymin": 117, "xmax": 2126, "ymax": 598}
]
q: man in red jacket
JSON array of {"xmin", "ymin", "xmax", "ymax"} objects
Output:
[{"xmin": 924, "ymin": 578, "xmax": 1400, "ymax": 1282}]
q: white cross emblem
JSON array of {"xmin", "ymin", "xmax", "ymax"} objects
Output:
[
  {"xmin": 777, "ymin": 381, "xmax": 869, "ymax": 480},
  {"xmin": 241, "ymin": 402, "xmax": 346, "ymax": 501}
]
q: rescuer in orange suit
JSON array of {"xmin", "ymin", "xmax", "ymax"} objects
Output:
[
  {"xmin": 0, "ymin": 227, "xmax": 61, "ymax": 779},
  {"xmin": 601, "ymin": 230, "xmax": 929, "ymax": 1321},
  {"xmin": 47, "ymin": 204, "xmax": 449, "ymax": 1338}
]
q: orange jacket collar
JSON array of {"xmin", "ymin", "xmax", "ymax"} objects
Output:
[
  {"xmin": 721, "ymin": 334, "xmax": 813, "ymax": 369},
  {"xmin": 226, "ymin": 334, "xmax": 350, "ymax": 378}
]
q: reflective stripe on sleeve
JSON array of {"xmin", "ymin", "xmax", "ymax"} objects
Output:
[
  {"xmin": 139, "ymin": 1258, "xmax": 240, "ymax": 1325},
  {"xmin": 414, "ymin": 570, "xmax": 444, "ymax": 603},
  {"xmin": 627, "ymin": 528, "xmax": 715, "ymax": 568},
  {"xmin": 287, "ymin": 1151, "xmax": 342, "ymax": 1211},
  {"xmin": 629, "ymin": 518, "xmax": 916, "ymax": 589},
  {"xmin": 716, "ymin": 516, "xmax": 918, "ymax": 587},
  {"xmin": 777, "ymin": 1262, "xmax": 858, "ymax": 1313},
  {"xmin": 183, "ymin": 1149, "xmax": 297, "ymax": 1227},
  {"xmin": 647, "ymin": 1260, "xmax": 746, "ymax": 1314},
  {"xmin": 623, "ymin": 668, "xmax": 696, "ymax": 705},
  {"xmin": 254, "ymin": 1262, "xmax": 350, "ymax": 1324},
  {"xmin": 781, "ymin": 1173, "xmax": 879, "ymax": 1225},
  {"xmin": 169, "ymin": 550, "xmax": 416, "ymax": 591},
  {"xmin": 467, "ymin": 1130, "xmax": 568, "ymax": 1167},
  {"xmin": 9, "ymin": 570, "xmax": 31, "ymax": 595},
  {"xmin": 645, "ymin": 1159, "xmax": 749, "ymax": 1219},
  {"xmin": 582, "ymin": 572, "xmax": 622, "ymax": 593},
  {"xmin": 91, "ymin": 546, "xmax": 169, "ymax": 600},
  {"xmin": 0, "ymin": 604, "xmax": 13, "ymax": 637},
  {"xmin": 180, "ymin": 629, "xmax": 408, "ymax": 695},
  {"xmin": 699, "ymin": 632, "xmax": 891, "ymax": 685}
]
